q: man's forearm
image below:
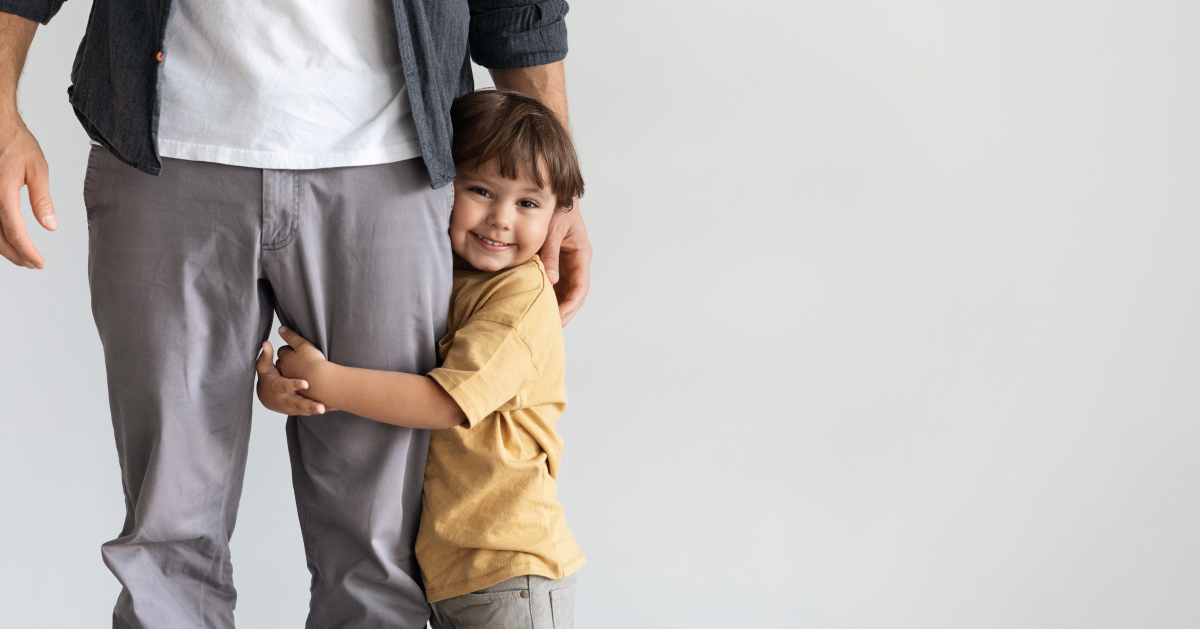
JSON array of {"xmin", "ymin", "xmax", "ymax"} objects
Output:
[
  {"xmin": 490, "ymin": 61, "xmax": 568, "ymax": 127},
  {"xmin": 309, "ymin": 363, "xmax": 467, "ymax": 430},
  {"xmin": 0, "ymin": 12, "xmax": 37, "ymax": 120}
]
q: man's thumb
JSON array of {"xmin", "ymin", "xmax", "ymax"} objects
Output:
[
  {"xmin": 27, "ymin": 161, "xmax": 56, "ymax": 231},
  {"xmin": 540, "ymin": 233, "xmax": 563, "ymax": 284}
]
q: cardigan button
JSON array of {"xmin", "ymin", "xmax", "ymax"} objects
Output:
[
  {"xmin": 156, "ymin": 51, "xmax": 164, "ymax": 63},
  {"xmin": 519, "ymin": 589, "xmax": 530, "ymax": 598}
]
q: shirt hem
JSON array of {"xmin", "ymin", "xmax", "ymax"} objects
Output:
[
  {"xmin": 156, "ymin": 139, "xmax": 424, "ymax": 170},
  {"xmin": 424, "ymin": 553, "xmax": 587, "ymax": 603}
]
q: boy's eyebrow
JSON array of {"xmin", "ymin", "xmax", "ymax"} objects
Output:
[{"xmin": 460, "ymin": 168, "xmax": 552, "ymax": 198}]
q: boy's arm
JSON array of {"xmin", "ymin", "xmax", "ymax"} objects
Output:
[{"xmin": 276, "ymin": 327, "xmax": 467, "ymax": 429}]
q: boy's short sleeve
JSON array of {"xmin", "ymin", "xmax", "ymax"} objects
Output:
[{"xmin": 429, "ymin": 318, "xmax": 539, "ymax": 426}]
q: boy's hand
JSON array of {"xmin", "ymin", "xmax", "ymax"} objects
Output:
[
  {"xmin": 276, "ymin": 326, "xmax": 329, "ymax": 383},
  {"xmin": 255, "ymin": 341, "xmax": 326, "ymax": 416}
]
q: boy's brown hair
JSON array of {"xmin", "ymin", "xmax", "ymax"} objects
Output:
[{"xmin": 451, "ymin": 89, "xmax": 584, "ymax": 210}]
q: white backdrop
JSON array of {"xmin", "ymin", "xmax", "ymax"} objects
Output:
[{"xmin": 2, "ymin": 1, "xmax": 1199, "ymax": 627}]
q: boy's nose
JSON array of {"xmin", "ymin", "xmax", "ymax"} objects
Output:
[{"xmin": 487, "ymin": 208, "xmax": 514, "ymax": 229}]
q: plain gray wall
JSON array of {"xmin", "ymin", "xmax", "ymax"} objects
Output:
[{"xmin": 2, "ymin": 0, "xmax": 1199, "ymax": 627}]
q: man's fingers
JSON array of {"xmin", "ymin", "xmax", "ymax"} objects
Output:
[
  {"xmin": 555, "ymin": 237, "xmax": 591, "ymax": 325},
  {"xmin": 0, "ymin": 120, "xmax": 54, "ymax": 267},
  {"xmin": 0, "ymin": 227, "xmax": 24, "ymax": 267},
  {"xmin": 538, "ymin": 218, "xmax": 566, "ymax": 285},
  {"xmin": 557, "ymin": 285, "xmax": 587, "ymax": 326},
  {"xmin": 26, "ymin": 158, "xmax": 56, "ymax": 231},
  {"xmin": 542, "ymin": 203, "xmax": 591, "ymax": 324},
  {"xmin": 0, "ymin": 184, "xmax": 41, "ymax": 268}
]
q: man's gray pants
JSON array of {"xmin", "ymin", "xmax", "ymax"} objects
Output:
[{"xmin": 85, "ymin": 146, "xmax": 452, "ymax": 629}]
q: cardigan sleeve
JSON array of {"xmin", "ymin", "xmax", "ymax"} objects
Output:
[
  {"xmin": 467, "ymin": 0, "xmax": 569, "ymax": 70},
  {"xmin": 0, "ymin": 0, "xmax": 66, "ymax": 25}
]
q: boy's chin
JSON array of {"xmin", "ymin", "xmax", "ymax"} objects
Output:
[{"xmin": 462, "ymin": 253, "xmax": 512, "ymax": 272}]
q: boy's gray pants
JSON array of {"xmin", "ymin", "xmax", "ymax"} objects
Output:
[
  {"xmin": 84, "ymin": 147, "xmax": 453, "ymax": 629},
  {"xmin": 429, "ymin": 574, "xmax": 577, "ymax": 629}
]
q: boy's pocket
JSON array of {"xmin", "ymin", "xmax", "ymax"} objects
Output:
[
  {"xmin": 549, "ymin": 586, "xmax": 575, "ymax": 629},
  {"xmin": 438, "ymin": 589, "xmax": 533, "ymax": 627}
]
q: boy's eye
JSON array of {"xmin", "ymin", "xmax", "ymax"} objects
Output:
[
  {"xmin": 518, "ymin": 199, "xmax": 539, "ymax": 209},
  {"xmin": 469, "ymin": 187, "xmax": 492, "ymax": 198}
]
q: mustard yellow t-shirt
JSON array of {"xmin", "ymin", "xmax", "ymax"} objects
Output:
[{"xmin": 420, "ymin": 255, "xmax": 586, "ymax": 603}]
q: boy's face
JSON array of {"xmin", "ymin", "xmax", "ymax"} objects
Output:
[{"xmin": 450, "ymin": 159, "xmax": 557, "ymax": 272}]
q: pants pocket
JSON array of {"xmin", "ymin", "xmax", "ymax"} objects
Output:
[
  {"xmin": 83, "ymin": 145, "xmax": 100, "ymax": 226},
  {"xmin": 436, "ymin": 590, "xmax": 533, "ymax": 629},
  {"xmin": 550, "ymin": 587, "xmax": 576, "ymax": 629}
]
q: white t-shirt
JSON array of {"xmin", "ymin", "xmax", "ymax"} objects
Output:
[{"xmin": 157, "ymin": 0, "xmax": 422, "ymax": 170}]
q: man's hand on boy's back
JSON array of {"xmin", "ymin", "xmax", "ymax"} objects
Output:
[
  {"xmin": 489, "ymin": 61, "xmax": 592, "ymax": 326},
  {"xmin": 541, "ymin": 202, "xmax": 591, "ymax": 326}
]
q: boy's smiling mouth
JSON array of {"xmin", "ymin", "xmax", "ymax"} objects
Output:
[{"xmin": 470, "ymin": 231, "xmax": 515, "ymax": 251}]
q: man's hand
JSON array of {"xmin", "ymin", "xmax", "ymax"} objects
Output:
[
  {"xmin": 539, "ymin": 202, "xmax": 591, "ymax": 326},
  {"xmin": 0, "ymin": 13, "xmax": 54, "ymax": 269},
  {"xmin": 255, "ymin": 341, "xmax": 326, "ymax": 416},
  {"xmin": 491, "ymin": 61, "xmax": 592, "ymax": 326}
]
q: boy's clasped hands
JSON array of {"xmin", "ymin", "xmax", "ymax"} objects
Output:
[{"xmin": 255, "ymin": 327, "xmax": 331, "ymax": 417}]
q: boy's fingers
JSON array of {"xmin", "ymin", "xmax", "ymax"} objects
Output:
[
  {"xmin": 273, "ymin": 377, "xmax": 307, "ymax": 395},
  {"xmin": 286, "ymin": 394, "xmax": 324, "ymax": 416},
  {"xmin": 278, "ymin": 326, "xmax": 311, "ymax": 349},
  {"xmin": 255, "ymin": 342, "xmax": 275, "ymax": 374}
]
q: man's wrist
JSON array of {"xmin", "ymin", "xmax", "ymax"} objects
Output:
[
  {"xmin": 0, "ymin": 108, "xmax": 25, "ymax": 135},
  {"xmin": 489, "ymin": 61, "xmax": 568, "ymax": 127}
]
